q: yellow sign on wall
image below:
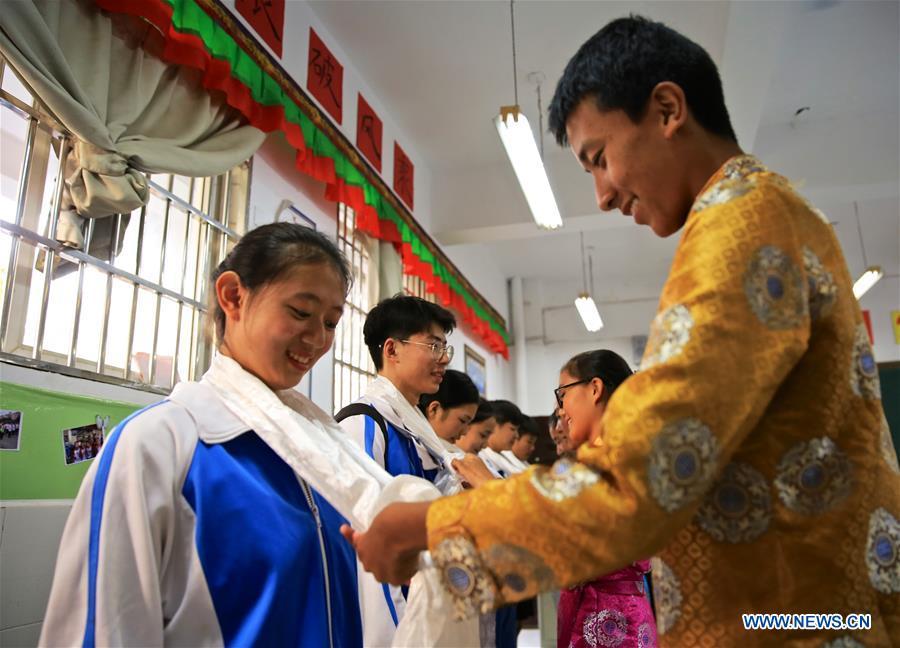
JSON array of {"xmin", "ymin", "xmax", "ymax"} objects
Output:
[{"xmin": 893, "ymin": 310, "xmax": 900, "ymax": 345}]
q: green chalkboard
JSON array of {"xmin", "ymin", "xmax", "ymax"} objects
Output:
[{"xmin": 0, "ymin": 381, "xmax": 141, "ymax": 500}]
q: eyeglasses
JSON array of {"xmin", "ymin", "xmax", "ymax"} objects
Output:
[
  {"xmin": 553, "ymin": 379, "xmax": 592, "ymax": 409},
  {"xmin": 399, "ymin": 339, "xmax": 455, "ymax": 362}
]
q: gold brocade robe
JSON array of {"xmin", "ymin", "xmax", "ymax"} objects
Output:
[{"xmin": 426, "ymin": 156, "xmax": 900, "ymax": 646}]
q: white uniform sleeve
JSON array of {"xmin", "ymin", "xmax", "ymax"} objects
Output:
[
  {"xmin": 39, "ymin": 402, "xmax": 191, "ymax": 647},
  {"xmin": 339, "ymin": 411, "xmax": 387, "ymax": 469}
]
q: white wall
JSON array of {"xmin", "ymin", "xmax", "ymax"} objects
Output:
[
  {"xmin": 222, "ymin": 0, "xmax": 433, "ymax": 232},
  {"xmin": 224, "ymin": 0, "xmax": 513, "ymax": 396}
]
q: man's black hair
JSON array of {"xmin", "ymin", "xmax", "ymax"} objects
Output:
[
  {"xmin": 548, "ymin": 15, "xmax": 737, "ymax": 146},
  {"xmin": 363, "ymin": 294, "xmax": 456, "ymax": 371},
  {"xmin": 489, "ymin": 399, "xmax": 524, "ymax": 428},
  {"xmin": 517, "ymin": 415, "xmax": 539, "ymax": 439},
  {"xmin": 418, "ymin": 369, "xmax": 479, "ymax": 414},
  {"xmin": 472, "ymin": 398, "xmax": 495, "ymax": 424}
]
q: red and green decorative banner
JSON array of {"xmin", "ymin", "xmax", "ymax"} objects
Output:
[{"xmin": 94, "ymin": 0, "xmax": 510, "ymax": 357}]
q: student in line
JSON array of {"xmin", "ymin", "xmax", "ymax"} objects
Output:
[
  {"xmin": 456, "ymin": 398, "xmax": 497, "ymax": 456},
  {"xmin": 41, "ymin": 223, "xmax": 363, "ymax": 646},
  {"xmin": 419, "ymin": 368, "xmax": 480, "ymax": 453},
  {"xmin": 503, "ymin": 416, "xmax": 539, "ymax": 473},
  {"xmin": 337, "ymin": 294, "xmax": 467, "ymax": 646},
  {"xmin": 554, "ymin": 349, "xmax": 657, "ymax": 648}
]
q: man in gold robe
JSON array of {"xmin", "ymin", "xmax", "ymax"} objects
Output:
[{"xmin": 344, "ymin": 15, "xmax": 899, "ymax": 646}]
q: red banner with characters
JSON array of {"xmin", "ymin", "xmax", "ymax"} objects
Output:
[
  {"xmin": 356, "ymin": 94, "xmax": 383, "ymax": 172},
  {"xmin": 307, "ymin": 28, "xmax": 343, "ymax": 124},
  {"xmin": 235, "ymin": 0, "xmax": 284, "ymax": 57},
  {"xmin": 393, "ymin": 142, "xmax": 414, "ymax": 210}
]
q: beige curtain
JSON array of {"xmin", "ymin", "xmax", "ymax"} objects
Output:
[{"xmin": 0, "ymin": 0, "xmax": 265, "ymax": 249}]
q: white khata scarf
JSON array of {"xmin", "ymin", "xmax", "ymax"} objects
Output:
[
  {"xmin": 202, "ymin": 354, "xmax": 478, "ymax": 647},
  {"xmin": 363, "ymin": 375, "xmax": 466, "ymax": 494}
]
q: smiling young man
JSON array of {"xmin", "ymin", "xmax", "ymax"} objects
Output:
[
  {"xmin": 343, "ymin": 15, "xmax": 899, "ymax": 647},
  {"xmin": 337, "ymin": 294, "xmax": 458, "ymax": 646}
]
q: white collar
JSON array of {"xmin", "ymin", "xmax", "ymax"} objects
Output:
[{"xmin": 168, "ymin": 381, "xmax": 248, "ymax": 444}]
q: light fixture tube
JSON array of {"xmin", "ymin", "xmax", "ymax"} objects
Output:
[
  {"xmin": 853, "ymin": 266, "xmax": 883, "ymax": 299},
  {"xmin": 575, "ymin": 293, "xmax": 604, "ymax": 332},
  {"xmin": 495, "ymin": 109, "xmax": 563, "ymax": 230}
]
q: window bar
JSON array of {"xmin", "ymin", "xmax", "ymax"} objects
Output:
[
  {"xmin": 32, "ymin": 135, "xmax": 70, "ymax": 360},
  {"xmin": 95, "ymin": 277, "xmax": 113, "ymax": 373},
  {"xmin": 185, "ymin": 214, "xmax": 205, "ymax": 382},
  {"xmin": 187, "ymin": 219, "xmax": 211, "ymax": 381},
  {"xmin": 66, "ymin": 216, "xmax": 96, "ymax": 366},
  {"xmin": 147, "ymin": 178, "xmax": 174, "ymax": 385},
  {"xmin": 96, "ymin": 206, "xmax": 130, "ymax": 374},
  {"xmin": 123, "ymin": 202, "xmax": 148, "ymax": 379},
  {"xmin": 147, "ymin": 178, "xmax": 240, "ymax": 240},
  {"xmin": 220, "ymin": 171, "xmax": 232, "ymax": 253},
  {"xmin": 0, "ymin": 115, "xmax": 37, "ymax": 350},
  {"xmin": 171, "ymin": 179, "xmax": 195, "ymax": 388},
  {"xmin": 193, "ymin": 220, "xmax": 214, "ymax": 379}
]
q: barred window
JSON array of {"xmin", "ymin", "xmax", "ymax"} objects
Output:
[
  {"xmin": 0, "ymin": 56, "xmax": 249, "ymax": 394},
  {"xmin": 333, "ymin": 204, "xmax": 376, "ymax": 412}
]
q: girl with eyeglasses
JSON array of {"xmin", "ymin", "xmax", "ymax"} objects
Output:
[{"xmin": 554, "ymin": 349, "xmax": 657, "ymax": 648}]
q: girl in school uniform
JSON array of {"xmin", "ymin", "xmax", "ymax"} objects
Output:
[{"xmin": 41, "ymin": 223, "xmax": 363, "ymax": 647}]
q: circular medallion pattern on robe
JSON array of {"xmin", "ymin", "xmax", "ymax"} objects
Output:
[
  {"xmin": 583, "ymin": 609, "xmax": 628, "ymax": 647},
  {"xmin": 802, "ymin": 246, "xmax": 837, "ymax": 321},
  {"xmin": 866, "ymin": 507, "xmax": 900, "ymax": 594},
  {"xmin": 531, "ymin": 457, "xmax": 600, "ymax": 502},
  {"xmin": 743, "ymin": 245, "xmax": 806, "ymax": 330},
  {"xmin": 650, "ymin": 557, "xmax": 682, "ymax": 635},
  {"xmin": 880, "ymin": 412, "xmax": 900, "ymax": 474},
  {"xmin": 433, "ymin": 535, "xmax": 495, "ymax": 618},
  {"xmin": 482, "ymin": 543, "xmax": 556, "ymax": 599},
  {"xmin": 637, "ymin": 622, "xmax": 654, "ymax": 648},
  {"xmin": 690, "ymin": 156, "xmax": 766, "ymax": 213},
  {"xmin": 775, "ymin": 437, "xmax": 853, "ymax": 515},
  {"xmin": 648, "ymin": 418, "xmax": 719, "ymax": 512},
  {"xmin": 642, "ymin": 304, "xmax": 694, "ymax": 370},
  {"xmin": 850, "ymin": 324, "xmax": 881, "ymax": 400},
  {"xmin": 695, "ymin": 462, "xmax": 772, "ymax": 543}
]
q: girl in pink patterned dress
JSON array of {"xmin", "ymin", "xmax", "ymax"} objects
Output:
[{"xmin": 554, "ymin": 350, "xmax": 658, "ymax": 648}]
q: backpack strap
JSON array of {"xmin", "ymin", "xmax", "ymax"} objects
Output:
[{"xmin": 335, "ymin": 403, "xmax": 390, "ymax": 458}]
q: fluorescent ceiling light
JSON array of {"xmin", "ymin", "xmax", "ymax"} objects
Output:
[
  {"xmin": 495, "ymin": 108, "xmax": 563, "ymax": 230},
  {"xmin": 853, "ymin": 266, "xmax": 883, "ymax": 299},
  {"xmin": 575, "ymin": 293, "xmax": 603, "ymax": 332}
]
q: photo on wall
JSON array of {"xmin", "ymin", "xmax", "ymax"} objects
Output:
[
  {"xmin": 62, "ymin": 416, "xmax": 109, "ymax": 466},
  {"xmin": 464, "ymin": 345, "xmax": 487, "ymax": 397},
  {"xmin": 0, "ymin": 409, "xmax": 23, "ymax": 451}
]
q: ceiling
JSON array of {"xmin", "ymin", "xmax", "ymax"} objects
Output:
[{"xmin": 308, "ymin": 0, "xmax": 899, "ymax": 334}]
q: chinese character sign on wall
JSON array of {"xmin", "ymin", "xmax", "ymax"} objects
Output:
[
  {"xmin": 357, "ymin": 94, "xmax": 383, "ymax": 172},
  {"xmin": 236, "ymin": 0, "xmax": 285, "ymax": 58},
  {"xmin": 393, "ymin": 142, "xmax": 414, "ymax": 210},
  {"xmin": 307, "ymin": 28, "xmax": 344, "ymax": 124}
]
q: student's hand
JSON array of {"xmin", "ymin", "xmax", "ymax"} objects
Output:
[
  {"xmin": 340, "ymin": 501, "xmax": 430, "ymax": 585},
  {"xmin": 452, "ymin": 453, "xmax": 497, "ymax": 488}
]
